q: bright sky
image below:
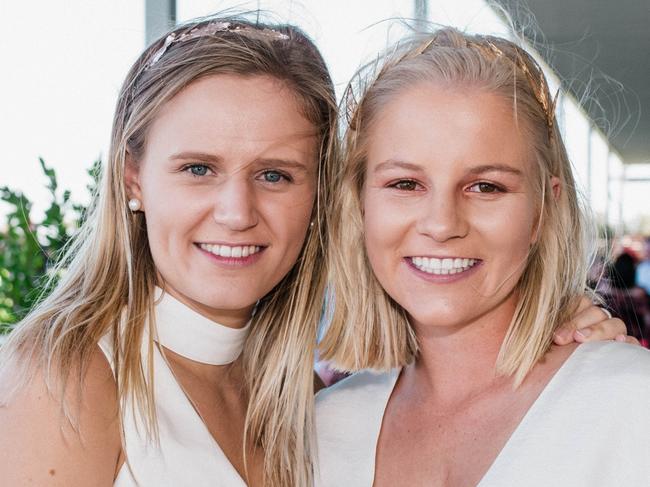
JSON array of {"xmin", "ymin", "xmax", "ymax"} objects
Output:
[{"xmin": 2, "ymin": 0, "xmax": 648, "ymax": 231}]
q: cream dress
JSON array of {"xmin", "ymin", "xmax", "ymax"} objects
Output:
[
  {"xmin": 98, "ymin": 290, "xmax": 250, "ymax": 486},
  {"xmin": 315, "ymin": 342, "xmax": 650, "ymax": 486}
]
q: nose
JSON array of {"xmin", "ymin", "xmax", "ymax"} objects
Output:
[
  {"xmin": 415, "ymin": 189, "xmax": 469, "ymax": 242},
  {"xmin": 211, "ymin": 177, "xmax": 259, "ymax": 231}
]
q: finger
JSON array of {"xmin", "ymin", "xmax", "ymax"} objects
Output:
[
  {"xmin": 552, "ymin": 327, "xmax": 574, "ymax": 345},
  {"xmin": 572, "ymin": 304, "xmax": 613, "ymax": 330},
  {"xmin": 554, "ymin": 304, "xmax": 612, "ymax": 344},
  {"xmin": 574, "ymin": 318, "xmax": 627, "ymax": 342}
]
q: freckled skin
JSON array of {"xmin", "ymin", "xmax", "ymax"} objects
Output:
[{"xmin": 363, "ymin": 84, "xmax": 538, "ymax": 334}]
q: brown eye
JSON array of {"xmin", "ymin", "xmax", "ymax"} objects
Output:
[
  {"xmin": 478, "ymin": 182, "xmax": 497, "ymax": 193},
  {"xmin": 393, "ymin": 180, "xmax": 418, "ymax": 191},
  {"xmin": 468, "ymin": 182, "xmax": 502, "ymax": 193}
]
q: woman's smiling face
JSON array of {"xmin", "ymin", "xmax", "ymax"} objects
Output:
[
  {"xmin": 362, "ymin": 84, "xmax": 540, "ymax": 332},
  {"xmin": 127, "ymin": 74, "xmax": 318, "ymax": 326}
]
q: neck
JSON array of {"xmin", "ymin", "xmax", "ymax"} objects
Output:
[
  {"xmin": 165, "ymin": 347, "xmax": 245, "ymax": 384},
  {"xmin": 405, "ymin": 292, "xmax": 519, "ymax": 407}
]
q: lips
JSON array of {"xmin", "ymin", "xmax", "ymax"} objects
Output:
[{"xmin": 409, "ymin": 256, "xmax": 480, "ymax": 275}]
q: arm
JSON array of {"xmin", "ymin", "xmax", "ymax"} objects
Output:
[
  {"xmin": 0, "ymin": 347, "xmax": 122, "ymax": 486},
  {"xmin": 553, "ymin": 296, "xmax": 634, "ymax": 345}
]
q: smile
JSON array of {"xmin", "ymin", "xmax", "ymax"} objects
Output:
[
  {"xmin": 198, "ymin": 243, "xmax": 263, "ymax": 258},
  {"xmin": 409, "ymin": 257, "xmax": 479, "ymax": 275}
]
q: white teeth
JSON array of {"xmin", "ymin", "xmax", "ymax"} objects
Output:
[
  {"xmin": 410, "ymin": 256, "xmax": 478, "ymax": 275},
  {"xmin": 199, "ymin": 243, "xmax": 261, "ymax": 259}
]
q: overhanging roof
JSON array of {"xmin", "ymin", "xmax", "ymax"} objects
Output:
[{"xmin": 492, "ymin": 0, "xmax": 650, "ymax": 164}]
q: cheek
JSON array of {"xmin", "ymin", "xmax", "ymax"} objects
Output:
[
  {"xmin": 139, "ymin": 175, "xmax": 207, "ymax": 257},
  {"xmin": 474, "ymin": 198, "xmax": 537, "ymax": 263},
  {"xmin": 264, "ymin": 186, "xmax": 315, "ymax": 249}
]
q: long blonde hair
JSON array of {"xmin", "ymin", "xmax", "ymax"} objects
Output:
[
  {"xmin": 321, "ymin": 27, "xmax": 594, "ymax": 385},
  {"xmin": 1, "ymin": 16, "xmax": 338, "ymax": 486}
]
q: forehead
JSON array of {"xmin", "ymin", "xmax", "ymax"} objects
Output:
[
  {"xmin": 146, "ymin": 74, "xmax": 318, "ymax": 161},
  {"xmin": 366, "ymin": 83, "xmax": 533, "ymax": 174}
]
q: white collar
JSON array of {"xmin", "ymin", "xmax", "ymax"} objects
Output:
[{"xmin": 153, "ymin": 288, "xmax": 251, "ymax": 365}]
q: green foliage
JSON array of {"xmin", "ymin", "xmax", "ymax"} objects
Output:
[{"xmin": 0, "ymin": 158, "xmax": 99, "ymax": 329}]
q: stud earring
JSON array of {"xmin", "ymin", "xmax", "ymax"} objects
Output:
[{"xmin": 128, "ymin": 198, "xmax": 142, "ymax": 212}]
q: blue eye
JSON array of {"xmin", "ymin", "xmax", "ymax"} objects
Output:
[
  {"xmin": 188, "ymin": 164, "xmax": 209, "ymax": 177},
  {"xmin": 261, "ymin": 170, "xmax": 288, "ymax": 183}
]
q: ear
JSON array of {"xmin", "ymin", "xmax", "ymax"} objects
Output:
[
  {"xmin": 124, "ymin": 152, "xmax": 143, "ymax": 204},
  {"xmin": 550, "ymin": 176, "xmax": 561, "ymax": 200}
]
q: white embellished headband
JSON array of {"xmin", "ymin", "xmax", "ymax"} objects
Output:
[{"xmin": 145, "ymin": 21, "xmax": 290, "ymax": 70}]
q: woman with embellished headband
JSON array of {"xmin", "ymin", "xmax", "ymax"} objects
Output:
[
  {"xmin": 0, "ymin": 15, "xmax": 631, "ymax": 487},
  {"xmin": 0, "ymin": 17, "xmax": 337, "ymax": 486},
  {"xmin": 316, "ymin": 27, "xmax": 650, "ymax": 486}
]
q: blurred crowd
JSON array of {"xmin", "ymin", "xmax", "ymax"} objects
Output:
[{"xmin": 592, "ymin": 236, "xmax": 650, "ymax": 347}]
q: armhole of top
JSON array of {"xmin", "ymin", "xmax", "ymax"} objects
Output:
[{"xmin": 97, "ymin": 333, "xmax": 117, "ymax": 379}]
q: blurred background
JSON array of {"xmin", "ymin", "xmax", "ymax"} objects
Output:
[{"xmin": 1, "ymin": 0, "xmax": 649, "ymax": 341}]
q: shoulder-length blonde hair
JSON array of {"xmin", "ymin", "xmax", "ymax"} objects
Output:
[
  {"xmin": 1, "ymin": 15, "xmax": 338, "ymax": 487},
  {"xmin": 321, "ymin": 27, "xmax": 594, "ymax": 385}
]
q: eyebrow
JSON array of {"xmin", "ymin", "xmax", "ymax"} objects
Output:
[
  {"xmin": 467, "ymin": 164, "xmax": 524, "ymax": 177},
  {"xmin": 373, "ymin": 160, "xmax": 523, "ymax": 177},
  {"xmin": 170, "ymin": 151, "xmax": 222, "ymax": 163},
  {"xmin": 254, "ymin": 158, "xmax": 311, "ymax": 172},
  {"xmin": 373, "ymin": 160, "xmax": 423, "ymax": 173}
]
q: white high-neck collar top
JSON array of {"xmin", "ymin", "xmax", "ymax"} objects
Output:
[
  {"xmin": 153, "ymin": 287, "xmax": 250, "ymax": 365},
  {"xmin": 98, "ymin": 289, "xmax": 251, "ymax": 486}
]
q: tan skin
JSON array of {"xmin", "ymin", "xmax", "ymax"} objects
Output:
[
  {"xmin": 0, "ymin": 77, "xmax": 628, "ymax": 485},
  {"xmin": 363, "ymin": 84, "xmax": 630, "ymax": 487}
]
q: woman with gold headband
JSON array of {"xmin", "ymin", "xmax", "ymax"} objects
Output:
[
  {"xmin": 0, "ymin": 15, "xmax": 631, "ymax": 487},
  {"xmin": 317, "ymin": 27, "xmax": 650, "ymax": 486}
]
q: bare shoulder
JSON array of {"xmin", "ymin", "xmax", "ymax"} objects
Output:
[{"xmin": 0, "ymin": 345, "xmax": 121, "ymax": 486}]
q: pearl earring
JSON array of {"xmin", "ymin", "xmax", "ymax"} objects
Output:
[{"xmin": 128, "ymin": 198, "xmax": 141, "ymax": 212}]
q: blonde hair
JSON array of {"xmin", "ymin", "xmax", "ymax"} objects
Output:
[
  {"xmin": 1, "ymin": 16, "xmax": 337, "ymax": 486},
  {"xmin": 321, "ymin": 27, "xmax": 594, "ymax": 385}
]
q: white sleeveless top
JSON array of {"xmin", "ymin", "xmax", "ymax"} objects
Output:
[
  {"xmin": 315, "ymin": 342, "xmax": 650, "ymax": 487},
  {"xmin": 98, "ymin": 290, "xmax": 251, "ymax": 487}
]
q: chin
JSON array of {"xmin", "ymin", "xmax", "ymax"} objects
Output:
[
  {"xmin": 405, "ymin": 301, "xmax": 470, "ymax": 330},
  {"xmin": 196, "ymin": 291, "xmax": 258, "ymax": 312}
]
